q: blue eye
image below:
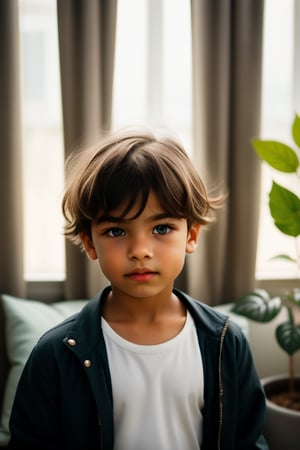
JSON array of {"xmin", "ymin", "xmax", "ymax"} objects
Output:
[
  {"xmin": 106, "ymin": 227, "xmax": 125, "ymax": 237},
  {"xmin": 153, "ymin": 225, "xmax": 171, "ymax": 235}
]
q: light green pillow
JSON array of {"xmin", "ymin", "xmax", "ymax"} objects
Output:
[{"xmin": 0, "ymin": 294, "xmax": 89, "ymax": 435}]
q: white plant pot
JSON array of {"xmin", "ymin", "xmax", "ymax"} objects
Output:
[{"xmin": 261, "ymin": 375, "xmax": 300, "ymax": 450}]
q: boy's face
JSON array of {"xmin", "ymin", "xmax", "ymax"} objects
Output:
[{"xmin": 80, "ymin": 191, "xmax": 200, "ymax": 301}]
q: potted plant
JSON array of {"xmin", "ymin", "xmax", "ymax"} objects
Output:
[{"xmin": 231, "ymin": 114, "xmax": 300, "ymax": 450}]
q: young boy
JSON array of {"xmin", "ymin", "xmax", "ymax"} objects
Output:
[{"xmin": 9, "ymin": 129, "xmax": 268, "ymax": 449}]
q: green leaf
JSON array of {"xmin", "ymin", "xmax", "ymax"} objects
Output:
[
  {"xmin": 283, "ymin": 288, "xmax": 300, "ymax": 306},
  {"xmin": 252, "ymin": 139, "xmax": 299, "ymax": 173},
  {"xmin": 269, "ymin": 182, "xmax": 300, "ymax": 237},
  {"xmin": 231, "ymin": 290, "xmax": 282, "ymax": 323},
  {"xmin": 276, "ymin": 321, "xmax": 300, "ymax": 355},
  {"xmin": 292, "ymin": 114, "xmax": 300, "ymax": 148}
]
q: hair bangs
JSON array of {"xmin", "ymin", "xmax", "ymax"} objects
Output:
[
  {"xmin": 90, "ymin": 157, "xmax": 152, "ymax": 220},
  {"xmin": 152, "ymin": 165, "xmax": 188, "ymax": 220}
]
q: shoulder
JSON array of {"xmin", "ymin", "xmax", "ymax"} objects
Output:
[
  {"xmin": 174, "ymin": 288, "xmax": 245, "ymax": 342},
  {"xmin": 27, "ymin": 313, "xmax": 81, "ymax": 367},
  {"xmin": 37, "ymin": 313, "xmax": 79, "ymax": 345},
  {"xmin": 175, "ymin": 288, "xmax": 227, "ymax": 327},
  {"xmin": 33, "ymin": 291, "xmax": 103, "ymax": 354}
]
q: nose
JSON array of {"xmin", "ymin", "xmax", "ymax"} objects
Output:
[{"xmin": 128, "ymin": 234, "xmax": 153, "ymax": 260}]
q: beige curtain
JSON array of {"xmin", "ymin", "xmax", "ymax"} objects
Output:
[
  {"xmin": 57, "ymin": 0, "xmax": 117, "ymax": 299},
  {"xmin": 0, "ymin": 0, "xmax": 24, "ymax": 298},
  {"xmin": 189, "ymin": 0, "xmax": 264, "ymax": 305}
]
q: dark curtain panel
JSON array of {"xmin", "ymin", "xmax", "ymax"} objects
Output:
[
  {"xmin": 189, "ymin": 0, "xmax": 264, "ymax": 305},
  {"xmin": 0, "ymin": 0, "xmax": 24, "ymax": 412},
  {"xmin": 0, "ymin": 0, "xmax": 24, "ymax": 298},
  {"xmin": 57, "ymin": 0, "xmax": 117, "ymax": 299}
]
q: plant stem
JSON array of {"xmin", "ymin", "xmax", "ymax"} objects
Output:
[
  {"xmin": 289, "ymin": 354, "xmax": 295, "ymax": 396},
  {"xmin": 295, "ymin": 237, "xmax": 300, "ymax": 274}
]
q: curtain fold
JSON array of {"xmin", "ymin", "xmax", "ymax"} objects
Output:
[
  {"xmin": 57, "ymin": 0, "xmax": 117, "ymax": 299},
  {"xmin": 190, "ymin": 0, "xmax": 264, "ymax": 305},
  {"xmin": 0, "ymin": 0, "xmax": 25, "ymax": 298}
]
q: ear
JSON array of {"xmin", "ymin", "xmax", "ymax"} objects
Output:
[
  {"xmin": 185, "ymin": 223, "xmax": 201, "ymax": 254},
  {"xmin": 79, "ymin": 232, "xmax": 98, "ymax": 260}
]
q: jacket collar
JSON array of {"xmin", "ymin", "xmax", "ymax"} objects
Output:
[
  {"xmin": 173, "ymin": 288, "xmax": 229, "ymax": 338},
  {"xmin": 66, "ymin": 285, "xmax": 228, "ymax": 349}
]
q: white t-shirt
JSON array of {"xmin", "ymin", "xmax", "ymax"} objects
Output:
[{"xmin": 102, "ymin": 311, "xmax": 204, "ymax": 450}]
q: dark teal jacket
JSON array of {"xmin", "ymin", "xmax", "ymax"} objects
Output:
[{"xmin": 9, "ymin": 286, "xmax": 268, "ymax": 449}]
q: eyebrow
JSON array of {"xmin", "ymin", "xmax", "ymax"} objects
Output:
[{"xmin": 95, "ymin": 212, "xmax": 179, "ymax": 225}]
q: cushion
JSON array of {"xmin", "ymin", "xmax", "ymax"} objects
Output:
[{"xmin": 0, "ymin": 294, "xmax": 89, "ymax": 436}]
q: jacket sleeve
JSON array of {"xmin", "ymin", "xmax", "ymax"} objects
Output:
[
  {"xmin": 221, "ymin": 321, "xmax": 269, "ymax": 450},
  {"xmin": 8, "ymin": 341, "xmax": 63, "ymax": 450}
]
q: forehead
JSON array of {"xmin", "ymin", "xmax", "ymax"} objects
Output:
[{"xmin": 130, "ymin": 191, "xmax": 162, "ymax": 214}]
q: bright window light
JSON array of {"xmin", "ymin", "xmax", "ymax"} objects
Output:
[
  {"xmin": 255, "ymin": 0, "xmax": 299, "ymax": 280},
  {"xmin": 20, "ymin": 0, "xmax": 65, "ymax": 281},
  {"xmin": 112, "ymin": 0, "xmax": 192, "ymax": 152}
]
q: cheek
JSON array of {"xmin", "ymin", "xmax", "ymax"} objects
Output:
[
  {"xmin": 168, "ymin": 234, "xmax": 189, "ymax": 252},
  {"xmin": 97, "ymin": 255, "xmax": 118, "ymax": 280},
  {"xmin": 96, "ymin": 244, "xmax": 124, "ymax": 273},
  {"xmin": 157, "ymin": 237, "xmax": 187, "ymax": 262},
  {"xmin": 164, "ymin": 246, "xmax": 187, "ymax": 278}
]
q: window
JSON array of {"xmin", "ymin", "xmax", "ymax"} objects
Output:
[
  {"xmin": 19, "ymin": 0, "xmax": 65, "ymax": 282},
  {"xmin": 112, "ymin": 0, "xmax": 192, "ymax": 152},
  {"xmin": 255, "ymin": 0, "xmax": 299, "ymax": 280}
]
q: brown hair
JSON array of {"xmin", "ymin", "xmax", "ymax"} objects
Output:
[{"xmin": 62, "ymin": 128, "xmax": 225, "ymax": 248}]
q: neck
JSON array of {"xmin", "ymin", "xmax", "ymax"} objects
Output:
[{"xmin": 103, "ymin": 287, "xmax": 185, "ymax": 323}]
